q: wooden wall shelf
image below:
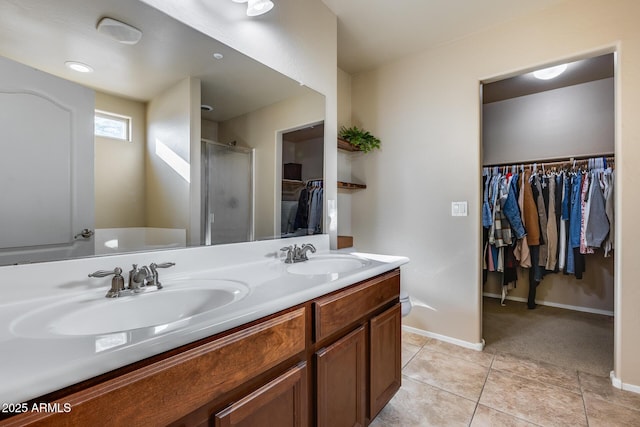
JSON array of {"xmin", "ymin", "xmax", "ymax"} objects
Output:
[
  {"xmin": 338, "ymin": 138, "xmax": 361, "ymax": 152},
  {"xmin": 338, "ymin": 181, "xmax": 367, "ymax": 190}
]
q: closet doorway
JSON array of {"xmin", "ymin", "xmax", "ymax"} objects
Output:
[
  {"xmin": 480, "ymin": 53, "xmax": 616, "ymax": 377},
  {"xmin": 279, "ymin": 122, "xmax": 324, "ymax": 238}
]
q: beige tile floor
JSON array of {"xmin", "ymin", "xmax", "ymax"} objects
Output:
[{"xmin": 370, "ymin": 331, "xmax": 640, "ymax": 427}]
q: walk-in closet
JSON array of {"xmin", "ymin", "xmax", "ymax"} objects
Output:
[
  {"xmin": 481, "ymin": 53, "xmax": 615, "ymax": 376},
  {"xmin": 281, "ymin": 123, "xmax": 325, "ymax": 237}
]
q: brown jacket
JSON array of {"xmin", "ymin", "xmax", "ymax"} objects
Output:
[{"xmin": 522, "ymin": 169, "xmax": 540, "ymax": 245}]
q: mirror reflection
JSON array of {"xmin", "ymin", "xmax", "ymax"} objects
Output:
[{"xmin": 0, "ymin": 0, "xmax": 325, "ymax": 266}]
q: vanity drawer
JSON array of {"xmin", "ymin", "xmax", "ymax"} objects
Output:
[
  {"xmin": 313, "ymin": 269, "xmax": 399, "ymax": 342},
  {"xmin": 5, "ymin": 307, "xmax": 306, "ymax": 427}
]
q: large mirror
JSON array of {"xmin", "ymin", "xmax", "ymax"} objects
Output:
[{"xmin": 0, "ymin": 0, "xmax": 325, "ymax": 266}]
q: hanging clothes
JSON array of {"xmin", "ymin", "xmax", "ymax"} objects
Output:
[
  {"xmin": 483, "ymin": 156, "xmax": 615, "ymax": 307},
  {"xmin": 545, "ymin": 176, "xmax": 558, "ymax": 271},
  {"xmin": 603, "ymin": 170, "xmax": 615, "ymax": 257},
  {"xmin": 293, "ymin": 179, "xmax": 323, "ymax": 235}
]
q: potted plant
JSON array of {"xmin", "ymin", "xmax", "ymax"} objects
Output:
[{"xmin": 339, "ymin": 125, "xmax": 381, "ymax": 153}]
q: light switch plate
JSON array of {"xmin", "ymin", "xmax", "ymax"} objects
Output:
[{"xmin": 451, "ymin": 201, "xmax": 468, "ymax": 217}]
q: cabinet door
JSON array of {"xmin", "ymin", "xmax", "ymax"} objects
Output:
[
  {"xmin": 214, "ymin": 363, "xmax": 307, "ymax": 427},
  {"xmin": 369, "ymin": 304, "xmax": 401, "ymax": 420},
  {"xmin": 316, "ymin": 326, "xmax": 366, "ymax": 427}
]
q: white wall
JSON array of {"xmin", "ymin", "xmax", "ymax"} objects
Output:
[
  {"xmin": 351, "ymin": 0, "xmax": 640, "ymax": 388},
  {"xmin": 483, "ymin": 78, "xmax": 614, "ymax": 164},
  {"xmin": 283, "ymin": 137, "xmax": 324, "ymax": 181},
  {"xmin": 141, "ymin": 0, "xmax": 338, "ymax": 246},
  {"xmin": 146, "ymin": 77, "xmax": 201, "ymax": 245},
  {"xmin": 337, "ymin": 67, "xmax": 353, "ymax": 237},
  {"xmin": 201, "ymin": 118, "xmax": 219, "ymax": 141},
  {"xmin": 95, "ymin": 92, "xmax": 147, "ymax": 228}
]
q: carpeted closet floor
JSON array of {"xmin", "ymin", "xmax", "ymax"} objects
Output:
[{"xmin": 482, "ymin": 296, "xmax": 614, "ymax": 376}]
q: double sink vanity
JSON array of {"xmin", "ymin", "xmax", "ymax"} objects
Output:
[{"xmin": 0, "ymin": 235, "xmax": 408, "ymax": 426}]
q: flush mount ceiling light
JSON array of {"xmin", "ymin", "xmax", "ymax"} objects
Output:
[
  {"xmin": 96, "ymin": 17, "xmax": 143, "ymax": 45},
  {"xmin": 201, "ymin": 104, "xmax": 213, "ymax": 112},
  {"xmin": 533, "ymin": 64, "xmax": 568, "ymax": 80},
  {"xmin": 65, "ymin": 61, "xmax": 93, "ymax": 73},
  {"xmin": 247, "ymin": 0, "xmax": 274, "ymax": 16},
  {"xmin": 232, "ymin": 0, "xmax": 274, "ymax": 16}
]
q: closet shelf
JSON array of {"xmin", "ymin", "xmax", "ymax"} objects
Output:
[
  {"xmin": 338, "ymin": 181, "xmax": 366, "ymax": 190},
  {"xmin": 337, "ymin": 138, "xmax": 361, "ymax": 152}
]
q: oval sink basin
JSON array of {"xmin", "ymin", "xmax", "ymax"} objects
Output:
[
  {"xmin": 11, "ymin": 279, "xmax": 249, "ymax": 338},
  {"xmin": 286, "ymin": 255, "xmax": 369, "ymax": 275}
]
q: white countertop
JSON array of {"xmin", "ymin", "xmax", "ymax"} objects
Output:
[{"xmin": 0, "ymin": 237, "xmax": 408, "ymax": 405}]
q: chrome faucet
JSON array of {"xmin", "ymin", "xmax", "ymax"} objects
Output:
[
  {"xmin": 280, "ymin": 243, "xmax": 316, "ymax": 263},
  {"xmin": 129, "ymin": 264, "xmax": 152, "ymax": 292},
  {"xmin": 89, "ymin": 262, "xmax": 175, "ymax": 298}
]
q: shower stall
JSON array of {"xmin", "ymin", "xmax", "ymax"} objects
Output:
[{"xmin": 201, "ymin": 139, "xmax": 255, "ymax": 245}]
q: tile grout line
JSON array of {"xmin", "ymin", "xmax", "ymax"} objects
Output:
[
  {"xmin": 577, "ymin": 371, "xmax": 591, "ymax": 426},
  {"xmin": 490, "ymin": 351, "xmax": 584, "ymax": 395},
  {"xmin": 468, "ymin": 350, "xmax": 496, "ymax": 426}
]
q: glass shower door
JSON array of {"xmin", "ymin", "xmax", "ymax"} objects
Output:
[{"xmin": 201, "ymin": 140, "xmax": 254, "ymax": 245}]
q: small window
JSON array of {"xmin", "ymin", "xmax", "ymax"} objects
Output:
[{"xmin": 95, "ymin": 110, "xmax": 131, "ymax": 141}]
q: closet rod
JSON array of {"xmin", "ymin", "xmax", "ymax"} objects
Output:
[{"xmin": 483, "ymin": 152, "xmax": 615, "ymax": 169}]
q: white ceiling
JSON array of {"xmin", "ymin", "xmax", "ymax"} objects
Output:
[{"xmin": 321, "ymin": 0, "xmax": 570, "ymax": 74}]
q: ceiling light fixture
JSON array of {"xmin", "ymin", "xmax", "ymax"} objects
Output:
[
  {"xmin": 232, "ymin": 0, "xmax": 274, "ymax": 16},
  {"xmin": 96, "ymin": 17, "xmax": 143, "ymax": 45},
  {"xmin": 65, "ymin": 61, "xmax": 94, "ymax": 73},
  {"xmin": 213, "ymin": 53, "xmax": 224, "ymax": 60},
  {"xmin": 533, "ymin": 64, "xmax": 568, "ymax": 80},
  {"xmin": 247, "ymin": 0, "xmax": 274, "ymax": 16}
]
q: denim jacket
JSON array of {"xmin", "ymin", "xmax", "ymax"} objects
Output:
[{"xmin": 500, "ymin": 174, "xmax": 526, "ymax": 240}]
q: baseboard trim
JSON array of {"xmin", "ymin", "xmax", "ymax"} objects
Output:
[
  {"xmin": 402, "ymin": 325, "xmax": 485, "ymax": 351},
  {"xmin": 483, "ymin": 292, "xmax": 614, "ymax": 317},
  {"xmin": 610, "ymin": 371, "xmax": 640, "ymax": 395}
]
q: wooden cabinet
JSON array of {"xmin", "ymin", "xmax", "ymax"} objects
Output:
[
  {"xmin": 1, "ymin": 270, "xmax": 401, "ymax": 427},
  {"xmin": 313, "ymin": 270, "xmax": 401, "ymax": 426},
  {"xmin": 214, "ymin": 363, "xmax": 307, "ymax": 427},
  {"xmin": 369, "ymin": 304, "xmax": 401, "ymax": 420},
  {"xmin": 316, "ymin": 327, "xmax": 366, "ymax": 427}
]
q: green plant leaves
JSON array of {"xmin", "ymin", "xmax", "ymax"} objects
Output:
[{"xmin": 339, "ymin": 126, "xmax": 381, "ymax": 153}]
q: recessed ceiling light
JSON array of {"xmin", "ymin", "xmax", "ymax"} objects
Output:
[
  {"xmin": 201, "ymin": 104, "xmax": 213, "ymax": 112},
  {"xmin": 96, "ymin": 17, "xmax": 143, "ymax": 45},
  {"xmin": 213, "ymin": 53, "xmax": 224, "ymax": 60},
  {"xmin": 65, "ymin": 61, "xmax": 94, "ymax": 73},
  {"xmin": 533, "ymin": 64, "xmax": 568, "ymax": 80}
]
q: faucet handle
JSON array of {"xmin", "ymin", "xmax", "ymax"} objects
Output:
[
  {"xmin": 89, "ymin": 267, "xmax": 125, "ymax": 298},
  {"xmin": 149, "ymin": 262, "xmax": 175, "ymax": 289},
  {"xmin": 280, "ymin": 245, "xmax": 294, "ymax": 264},
  {"xmin": 88, "ymin": 267, "xmax": 122, "ymax": 278},
  {"xmin": 151, "ymin": 262, "xmax": 176, "ymax": 269}
]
